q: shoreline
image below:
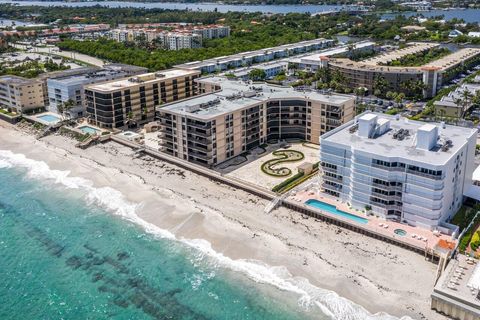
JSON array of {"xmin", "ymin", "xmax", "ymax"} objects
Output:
[{"xmin": 0, "ymin": 121, "xmax": 446, "ymax": 319}]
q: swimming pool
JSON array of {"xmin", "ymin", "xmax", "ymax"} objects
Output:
[
  {"xmin": 78, "ymin": 126, "xmax": 100, "ymax": 135},
  {"xmin": 394, "ymin": 229, "xmax": 407, "ymax": 236},
  {"xmin": 37, "ymin": 114, "xmax": 61, "ymax": 123},
  {"xmin": 304, "ymin": 199, "xmax": 369, "ymax": 224}
]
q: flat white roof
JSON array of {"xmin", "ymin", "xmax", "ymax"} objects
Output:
[
  {"xmin": 322, "ymin": 112, "xmax": 478, "ymax": 166},
  {"xmin": 85, "ymin": 69, "xmax": 198, "ymax": 92},
  {"xmin": 160, "ymin": 76, "xmax": 354, "ymax": 120}
]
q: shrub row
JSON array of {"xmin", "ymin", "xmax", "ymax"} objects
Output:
[
  {"xmin": 272, "ymin": 172, "xmax": 304, "ymax": 193},
  {"xmin": 458, "ymin": 212, "xmax": 480, "ymax": 253}
]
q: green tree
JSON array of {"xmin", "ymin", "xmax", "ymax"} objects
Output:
[{"xmin": 248, "ymin": 69, "xmax": 266, "ymax": 81}]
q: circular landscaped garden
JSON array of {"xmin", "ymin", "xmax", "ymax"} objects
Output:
[{"xmin": 261, "ymin": 150, "xmax": 305, "ymax": 177}]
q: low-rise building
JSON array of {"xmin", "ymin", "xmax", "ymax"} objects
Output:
[
  {"xmin": 46, "ymin": 64, "xmax": 147, "ymax": 118},
  {"xmin": 225, "ymin": 61, "xmax": 288, "ymax": 81},
  {"xmin": 434, "ymin": 83, "xmax": 480, "ymax": 119},
  {"xmin": 155, "ymin": 76, "xmax": 355, "ymax": 166},
  {"xmin": 320, "ymin": 112, "xmax": 477, "ymax": 230},
  {"xmin": 175, "ymin": 38, "xmax": 334, "ymax": 74},
  {"xmin": 288, "ymin": 41, "xmax": 375, "ymax": 71},
  {"xmin": 84, "ymin": 69, "xmax": 200, "ymax": 129}
]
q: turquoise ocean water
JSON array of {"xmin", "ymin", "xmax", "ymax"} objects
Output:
[{"xmin": 0, "ymin": 149, "xmax": 404, "ymax": 320}]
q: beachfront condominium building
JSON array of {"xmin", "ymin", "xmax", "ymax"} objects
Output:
[
  {"xmin": 319, "ymin": 112, "xmax": 478, "ymax": 230},
  {"xmin": 47, "ymin": 64, "xmax": 147, "ymax": 118},
  {"xmin": 0, "ymin": 75, "xmax": 47, "ymax": 113},
  {"xmin": 84, "ymin": 69, "xmax": 200, "ymax": 128},
  {"xmin": 155, "ymin": 76, "xmax": 355, "ymax": 166}
]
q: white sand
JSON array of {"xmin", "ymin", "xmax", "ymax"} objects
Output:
[{"xmin": 0, "ymin": 121, "xmax": 446, "ymax": 320}]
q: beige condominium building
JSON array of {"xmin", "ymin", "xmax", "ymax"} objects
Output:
[
  {"xmin": 0, "ymin": 75, "xmax": 47, "ymax": 113},
  {"xmin": 319, "ymin": 45, "xmax": 480, "ymax": 99},
  {"xmin": 155, "ymin": 76, "xmax": 355, "ymax": 167},
  {"xmin": 84, "ymin": 69, "xmax": 200, "ymax": 128}
]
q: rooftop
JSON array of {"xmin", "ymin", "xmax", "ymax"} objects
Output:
[
  {"xmin": 434, "ymin": 83, "xmax": 480, "ymax": 109},
  {"xmin": 0, "ymin": 75, "xmax": 41, "ymax": 85},
  {"xmin": 46, "ymin": 64, "xmax": 147, "ymax": 86},
  {"xmin": 424, "ymin": 48, "xmax": 480, "ymax": 70},
  {"xmin": 362, "ymin": 42, "xmax": 438, "ymax": 66},
  {"xmin": 160, "ymin": 76, "xmax": 354, "ymax": 120},
  {"xmin": 432, "ymin": 255, "xmax": 480, "ymax": 318},
  {"xmin": 329, "ymin": 45, "xmax": 480, "ymax": 73},
  {"xmin": 85, "ymin": 69, "xmax": 199, "ymax": 92},
  {"xmin": 289, "ymin": 41, "xmax": 375, "ymax": 65},
  {"xmin": 321, "ymin": 112, "xmax": 477, "ymax": 166},
  {"xmin": 175, "ymin": 38, "xmax": 333, "ymax": 70}
]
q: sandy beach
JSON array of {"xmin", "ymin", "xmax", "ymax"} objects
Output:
[{"xmin": 0, "ymin": 121, "xmax": 446, "ymax": 320}]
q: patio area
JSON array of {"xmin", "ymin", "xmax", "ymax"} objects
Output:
[
  {"xmin": 222, "ymin": 143, "xmax": 319, "ymax": 190},
  {"xmin": 290, "ymin": 189, "xmax": 456, "ymax": 252}
]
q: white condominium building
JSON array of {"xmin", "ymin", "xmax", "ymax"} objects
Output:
[{"xmin": 319, "ymin": 112, "xmax": 477, "ymax": 230}]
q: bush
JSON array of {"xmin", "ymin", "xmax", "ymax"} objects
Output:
[
  {"xmin": 272, "ymin": 172, "xmax": 303, "ymax": 193},
  {"xmin": 471, "ymin": 231, "xmax": 480, "ymax": 251}
]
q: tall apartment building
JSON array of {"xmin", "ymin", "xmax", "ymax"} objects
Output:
[
  {"xmin": 84, "ymin": 69, "xmax": 200, "ymax": 128},
  {"xmin": 0, "ymin": 75, "xmax": 46, "ymax": 113},
  {"xmin": 191, "ymin": 25, "xmax": 230, "ymax": 39},
  {"xmin": 47, "ymin": 64, "xmax": 147, "ymax": 118},
  {"xmin": 319, "ymin": 112, "xmax": 478, "ymax": 230},
  {"xmin": 155, "ymin": 76, "xmax": 355, "ymax": 166},
  {"xmin": 109, "ymin": 29, "xmax": 203, "ymax": 50},
  {"xmin": 165, "ymin": 33, "xmax": 202, "ymax": 50}
]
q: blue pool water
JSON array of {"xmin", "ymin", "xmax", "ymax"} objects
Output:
[
  {"xmin": 79, "ymin": 125, "xmax": 100, "ymax": 135},
  {"xmin": 304, "ymin": 200, "xmax": 369, "ymax": 224},
  {"xmin": 37, "ymin": 114, "xmax": 61, "ymax": 123}
]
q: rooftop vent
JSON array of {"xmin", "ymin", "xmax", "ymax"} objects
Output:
[
  {"xmin": 392, "ymin": 128, "xmax": 410, "ymax": 141},
  {"xmin": 441, "ymin": 139, "xmax": 453, "ymax": 152},
  {"xmin": 416, "ymin": 124, "xmax": 438, "ymax": 151}
]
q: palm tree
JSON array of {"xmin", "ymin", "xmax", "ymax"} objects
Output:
[
  {"xmin": 57, "ymin": 99, "xmax": 75, "ymax": 121},
  {"xmin": 454, "ymin": 88, "xmax": 474, "ymax": 118}
]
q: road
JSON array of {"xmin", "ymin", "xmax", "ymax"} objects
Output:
[{"xmin": 13, "ymin": 43, "xmax": 105, "ymax": 67}]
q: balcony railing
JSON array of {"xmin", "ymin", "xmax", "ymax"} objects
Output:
[
  {"xmin": 371, "ymin": 163, "xmax": 405, "ymax": 172},
  {"xmin": 371, "ymin": 182, "xmax": 403, "ymax": 192},
  {"xmin": 406, "ymin": 169, "xmax": 443, "ymax": 181}
]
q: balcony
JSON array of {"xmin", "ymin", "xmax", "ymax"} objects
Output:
[
  {"xmin": 370, "ymin": 201, "xmax": 403, "ymax": 212},
  {"xmin": 371, "ymin": 163, "xmax": 405, "ymax": 172},
  {"xmin": 323, "ymin": 174, "xmax": 343, "ymax": 184},
  {"xmin": 406, "ymin": 169, "xmax": 443, "ymax": 181},
  {"xmin": 370, "ymin": 191, "xmax": 402, "ymax": 202},
  {"xmin": 320, "ymin": 165, "xmax": 338, "ymax": 174},
  {"xmin": 371, "ymin": 182, "xmax": 403, "ymax": 192},
  {"xmin": 322, "ymin": 182, "xmax": 342, "ymax": 192}
]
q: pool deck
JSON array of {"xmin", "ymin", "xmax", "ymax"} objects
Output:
[
  {"xmin": 290, "ymin": 190, "xmax": 455, "ymax": 252},
  {"xmin": 24, "ymin": 112, "xmax": 63, "ymax": 126}
]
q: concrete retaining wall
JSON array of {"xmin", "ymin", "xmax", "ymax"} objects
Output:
[{"xmin": 0, "ymin": 113, "xmax": 21, "ymax": 124}]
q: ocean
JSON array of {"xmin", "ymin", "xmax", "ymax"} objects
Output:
[{"xmin": 0, "ymin": 149, "xmax": 406, "ymax": 320}]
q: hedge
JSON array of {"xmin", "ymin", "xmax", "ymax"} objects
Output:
[
  {"xmin": 458, "ymin": 211, "xmax": 480, "ymax": 253},
  {"xmin": 272, "ymin": 172, "xmax": 304, "ymax": 193}
]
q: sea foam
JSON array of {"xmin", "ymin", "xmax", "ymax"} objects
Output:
[{"xmin": 0, "ymin": 149, "xmax": 413, "ymax": 320}]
